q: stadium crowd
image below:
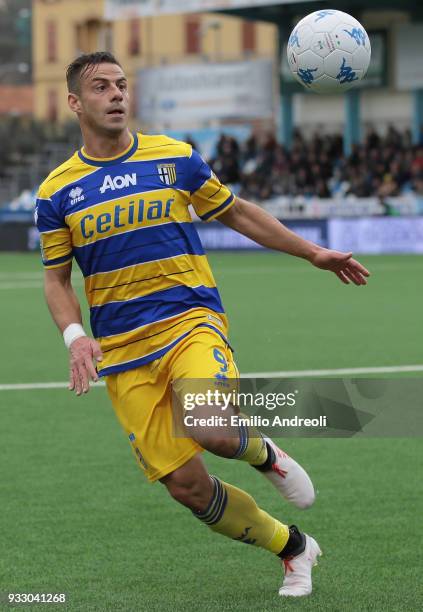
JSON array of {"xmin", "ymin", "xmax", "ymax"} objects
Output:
[
  {"xmin": 208, "ymin": 126, "xmax": 423, "ymax": 200},
  {"xmin": 0, "ymin": 117, "xmax": 422, "ymax": 207}
]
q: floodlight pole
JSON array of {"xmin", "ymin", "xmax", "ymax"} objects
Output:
[
  {"xmin": 277, "ymin": 21, "xmax": 294, "ymax": 150},
  {"xmin": 412, "ymin": 89, "xmax": 423, "ymax": 145},
  {"xmin": 280, "ymin": 91, "xmax": 294, "ymax": 149},
  {"xmin": 344, "ymin": 88, "xmax": 361, "ymax": 156}
]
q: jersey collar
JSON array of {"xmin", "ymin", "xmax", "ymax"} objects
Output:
[{"xmin": 78, "ymin": 133, "xmax": 139, "ymax": 167}]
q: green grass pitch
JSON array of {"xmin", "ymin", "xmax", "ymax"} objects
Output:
[{"xmin": 0, "ymin": 252, "xmax": 422, "ymax": 611}]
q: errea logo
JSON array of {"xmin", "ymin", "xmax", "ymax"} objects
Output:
[
  {"xmin": 69, "ymin": 186, "xmax": 85, "ymax": 205},
  {"xmin": 100, "ymin": 173, "xmax": 137, "ymax": 194}
]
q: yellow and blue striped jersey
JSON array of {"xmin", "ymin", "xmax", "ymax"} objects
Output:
[{"xmin": 35, "ymin": 132, "xmax": 235, "ymax": 376}]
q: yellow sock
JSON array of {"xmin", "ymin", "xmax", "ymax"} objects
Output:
[
  {"xmin": 194, "ymin": 476, "xmax": 289, "ymax": 554},
  {"xmin": 232, "ymin": 415, "xmax": 268, "ymax": 465}
]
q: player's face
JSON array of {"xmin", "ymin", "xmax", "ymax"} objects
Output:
[{"xmin": 73, "ymin": 63, "xmax": 130, "ymax": 135}]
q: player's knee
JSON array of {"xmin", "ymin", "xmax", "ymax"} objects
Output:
[
  {"xmin": 195, "ymin": 436, "xmax": 239, "ymax": 458},
  {"xmin": 162, "ymin": 471, "xmax": 212, "ymax": 511}
]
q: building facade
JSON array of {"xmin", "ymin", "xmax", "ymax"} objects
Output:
[{"xmin": 32, "ymin": 0, "xmax": 277, "ymax": 125}]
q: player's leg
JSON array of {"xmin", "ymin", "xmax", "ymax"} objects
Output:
[
  {"xmin": 160, "ymin": 453, "xmax": 321, "ymax": 597},
  {"xmin": 105, "ymin": 331, "xmax": 320, "ymax": 596},
  {"xmin": 106, "ymin": 360, "xmax": 310, "ymax": 566},
  {"xmin": 170, "ymin": 327, "xmax": 315, "ymax": 509},
  {"xmin": 105, "ymin": 361, "xmax": 203, "ymax": 483},
  {"xmin": 167, "ymin": 327, "xmax": 321, "ymax": 596}
]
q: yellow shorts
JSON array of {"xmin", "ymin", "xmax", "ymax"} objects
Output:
[{"xmin": 106, "ymin": 326, "xmax": 239, "ymax": 482}]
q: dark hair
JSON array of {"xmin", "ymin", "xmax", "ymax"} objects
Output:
[{"xmin": 66, "ymin": 51, "xmax": 122, "ymax": 94}]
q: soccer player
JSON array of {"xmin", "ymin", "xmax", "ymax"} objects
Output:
[{"xmin": 35, "ymin": 52, "xmax": 369, "ymax": 598}]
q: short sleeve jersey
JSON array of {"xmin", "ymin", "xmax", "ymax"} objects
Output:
[{"xmin": 35, "ymin": 133, "xmax": 235, "ymax": 376}]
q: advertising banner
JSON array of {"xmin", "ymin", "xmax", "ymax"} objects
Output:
[
  {"xmin": 105, "ymin": 0, "xmax": 313, "ymax": 19},
  {"xmin": 195, "ymin": 219, "xmax": 328, "ymax": 249},
  {"xmin": 328, "ymin": 217, "xmax": 423, "ymax": 254},
  {"xmin": 6, "ymin": 217, "xmax": 423, "ymax": 255},
  {"xmin": 0, "ymin": 223, "xmax": 37, "ymax": 251},
  {"xmin": 138, "ymin": 59, "xmax": 274, "ymax": 126}
]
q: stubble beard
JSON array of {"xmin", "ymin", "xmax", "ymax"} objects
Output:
[{"xmin": 84, "ymin": 111, "xmax": 128, "ymax": 139}]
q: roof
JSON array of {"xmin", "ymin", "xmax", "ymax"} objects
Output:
[{"xmin": 216, "ymin": 1, "xmax": 423, "ymax": 23}]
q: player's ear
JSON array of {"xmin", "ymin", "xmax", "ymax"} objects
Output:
[{"xmin": 68, "ymin": 92, "xmax": 82, "ymax": 114}]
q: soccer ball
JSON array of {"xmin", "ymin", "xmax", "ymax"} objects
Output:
[{"xmin": 287, "ymin": 9, "xmax": 371, "ymax": 93}]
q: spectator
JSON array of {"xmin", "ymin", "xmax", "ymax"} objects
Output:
[
  {"xmin": 235, "ymin": 126, "xmax": 423, "ymax": 201},
  {"xmin": 1, "ymin": 120, "xmax": 423, "ymax": 207}
]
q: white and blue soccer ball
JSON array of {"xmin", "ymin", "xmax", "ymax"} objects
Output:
[{"xmin": 287, "ymin": 9, "xmax": 371, "ymax": 93}]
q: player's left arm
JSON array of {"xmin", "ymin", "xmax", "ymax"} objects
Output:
[{"xmin": 218, "ymin": 197, "xmax": 370, "ymax": 285}]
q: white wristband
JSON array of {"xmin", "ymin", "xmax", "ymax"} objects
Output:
[{"xmin": 63, "ymin": 323, "xmax": 87, "ymax": 349}]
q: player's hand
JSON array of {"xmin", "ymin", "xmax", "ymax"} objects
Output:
[
  {"xmin": 68, "ymin": 337, "xmax": 103, "ymax": 396},
  {"xmin": 311, "ymin": 248, "xmax": 370, "ymax": 285}
]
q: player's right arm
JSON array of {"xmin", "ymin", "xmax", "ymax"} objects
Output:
[
  {"xmin": 44, "ymin": 264, "xmax": 103, "ymax": 396},
  {"xmin": 44, "ymin": 263, "xmax": 81, "ymax": 332},
  {"xmin": 36, "ymin": 184, "xmax": 102, "ymax": 396}
]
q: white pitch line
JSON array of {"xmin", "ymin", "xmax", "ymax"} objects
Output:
[
  {"xmin": 242, "ymin": 365, "xmax": 423, "ymax": 378},
  {"xmin": 0, "ymin": 364, "xmax": 422, "ymax": 391},
  {"xmin": 0, "ymin": 381, "xmax": 106, "ymax": 391}
]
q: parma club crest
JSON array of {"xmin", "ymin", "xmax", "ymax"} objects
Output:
[{"xmin": 157, "ymin": 163, "xmax": 177, "ymax": 186}]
